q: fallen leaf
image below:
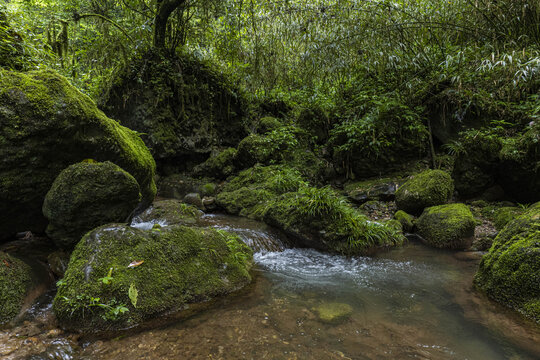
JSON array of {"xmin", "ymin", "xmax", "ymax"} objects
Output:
[
  {"xmin": 128, "ymin": 260, "xmax": 144, "ymax": 268},
  {"xmin": 3, "ymin": 260, "xmax": 10, "ymax": 267}
]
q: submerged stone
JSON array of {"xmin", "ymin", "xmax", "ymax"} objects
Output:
[
  {"xmin": 416, "ymin": 203, "xmax": 476, "ymax": 249},
  {"xmin": 395, "ymin": 170, "xmax": 454, "ymax": 215},
  {"xmin": 313, "ymin": 302, "xmax": 353, "ymax": 324},
  {"xmin": 53, "ymin": 224, "xmax": 253, "ymax": 331},
  {"xmin": 42, "ymin": 162, "xmax": 141, "ymax": 249},
  {"xmin": 0, "ymin": 69, "xmax": 156, "ymax": 240},
  {"xmin": 0, "ymin": 252, "xmax": 33, "ymax": 324},
  {"xmin": 474, "ymin": 202, "xmax": 540, "ymax": 323}
]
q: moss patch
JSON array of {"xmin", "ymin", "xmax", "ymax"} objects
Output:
[
  {"xmin": 416, "ymin": 203, "xmax": 476, "ymax": 249},
  {"xmin": 133, "ymin": 200, "xmax": 202, "ymax": 226},
  {"xmin": 474, "ymin": 203, "xmax": 540, "ymax": 323},
  {"xmin": 0, "ymin": 252, "xmax": 32, "ymax": 324},
  {"xmin": 494, "ymin": 207, "xmax": 524, "ymax": 231},
  {"xmin": 395, "ymin": 170, "xmax": 454, "ymax": 215},
  {"xmin": 53, "ymin": 224, "xmax": 253, "ymax": 331},
  {"xmin": 0, "ymin": 69, "xmax": 156, "ymax": 239},
  {"xmin": 394, "ymin": 210, "xmax": 414, "ymax": 232}
]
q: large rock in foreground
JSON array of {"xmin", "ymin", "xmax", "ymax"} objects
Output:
[
  {"xmin": 53, "ymin": 224, "xmax": 253, "ymax": 331},
  {"xmin": 474, "ymin": 203, "xmax": 540, "ymax": 323},
  {"xmin": 43, "ymin": 162, "xmax": 141, "ymax": 249},
  {"xmin": 0, "ymin": 252, "xmax": 33, "ymax": 324},
  {"xmin": 416, "ymin": 203, "xmax": 476, "ymax": 249},
  {"xmin": 395, "ymin": 170, "xmax": 454, "ymax": 215},
  {"xmin": 0, "ymin": 69, "xmax": 156, "ymax": 240}
]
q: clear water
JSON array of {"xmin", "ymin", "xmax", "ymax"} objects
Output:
[{"xmin": 1, "ymin": 214, "xmax": 538, "ymax": 359}]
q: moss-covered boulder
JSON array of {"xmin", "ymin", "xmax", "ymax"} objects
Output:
[
  {"xmin": 494, "ymin": 207, "xmax": 524, "ymax": 231},
  {"xmin": 0, "ymin": 252, "xmax": 33, "ymax": 324},
  {"xmin": 236, "ymin": 134, "xmax": 279, "ymax": 169},
  {"xmin": 255, "ymin": 116, "xmax": 282, "ymax": 134},
  {"xmin": 193, "ymin": 148, "xmax": 237, "ymax": 180},
  {"xmin": 0, "ymin": 69, "xmax": 156, "ymax": 241},
  {"xmin": 132, "ymin": 200, "xmax": 202, "ymax": 227},
  {"xmin": 344, "ymin": 178, "xmax": 402, "ymax": 204},
  {"xmin": 218, "ymin": 165, "xmax": 404, "ymax": 254},
  {"xmin": 416, "ymin": 203, "xmax": 476, "ymax": 249},
  {"xmin": 395, "ymin": 170, "xmax": 454, "ymax": 215},
  {"xmin": 394, "ymin": 210, "xmax": 414, "ymax": 232},
  {"xmin": 474, "ymin": 203, "xmax": 540, "ymax": 323},
  {"xmin": 42, "ymin": 161, "xmax": 141, "ymax": 249},
  {"xmin": 53, "ymin": 224, "xmax": 253, "ymax": 331},
  {"xmin": 101, "ymin": 50, "xmax": 248, "ymax": 173}
]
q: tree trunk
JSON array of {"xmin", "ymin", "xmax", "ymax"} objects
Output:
[{"xmin": 153, "ymin": 0, "xmax": 186, "ymax": 49}]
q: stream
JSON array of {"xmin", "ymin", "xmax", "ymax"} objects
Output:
[{"xmin": 1, "ymin": 213, "xmax": 539, "ymax": 359}]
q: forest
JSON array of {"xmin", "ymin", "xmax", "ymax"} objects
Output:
[{"xmin": 0, "ymin": 0, "xmax": 539, "ymax": 359}]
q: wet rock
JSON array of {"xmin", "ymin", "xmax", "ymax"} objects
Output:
[
  {"xmin": 313, "ymin": 302, "xmax": 353, "ymax": 324},
  {"xmin": 0, "ymin": 69, "xmax": 156, "ymax": 241},
  {"xmin": 395, "ymin": 170, "xmax": 454, "ymax": 215},
  {"xmin": 47, "ymin": 251, "xmax": 70, "ymax": 278},
  {"xmin": 184, "ymin": 193, "xmax": 205, "ymax": 211},
  {"xmin": 133, "ymin": 199, "xmax": 202, "ymax": 226},
  {"xmin": 474, "ymin": 202, "xmax": 540, "ymax": 323},
  {"xmin": 394, "ymin": 210, "xmax": 415, "ymax": 233},
  {"xmin": 416, "ymin": 203, "xmax": 476, "ymax": 249},
  {"xmin": 53, "ymin": 224, "xmax": 253, "ymax": 331},
  {"xmin": 158, "ymin": 174, "xmax": 208, "ymax": 200},
  {"xmin": 42, "ymin": 161, "xmax": 141, "ymax": 249},
  {"xmin": 202, "ymin": 197, "xmax": 217, "ymax": 211},
  {"xmin": 193, "ymin": 148, "xmax": 237, "ymax": 180},
  {"xmin": 0, "ymin": 252, "xmax": 33, "ymax": 324}
]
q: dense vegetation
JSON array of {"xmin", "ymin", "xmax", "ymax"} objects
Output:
[{"xmin": 0, "ymin": 0, "xmax": 538, "ymax": 331}]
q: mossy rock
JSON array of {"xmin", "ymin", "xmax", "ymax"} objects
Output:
[
  {"xmin": 157, "ymin": 174, "xmax": 209, "ymax": 200},
  {"xmin": 217, "ymin": 188, "xmax": 273, "ymax": 218},
  {"xmin": 344, "ymin": 178, "xmax": 402, "ymax": 204},
  {"xmin": 474, "ymin": 202, "xmax": 540, "ymax": 323},
  {"xmin": 53, "ymin": 224, "xmax": 253, "ymax": 331},
  {"xmin": 133, "ymin": 200, "xmax": 202, "ymax": 227},
  {"xmin": 42, "ymin": 162, "xmax": 141, "ymax": 249},
  {"xmin": 313, "ymin": 302, "xmax": 353, "ymax": 324},
  {"xmin": 0, "ymin": 252, "xmax": 33, "ymax": 324},
  {"xmin": 394, "ymin": 210, "xmax": 414, "ymax": 232},
  {"xmin": 296, "ymin": 105, "xmax": 329, "ymax": 143},
  {"xmin": 395, "ymin": 170, "xmax": 454, "ymax": 215},
  {"xmin": 193, "ymin": 148, "xmax": 237, "ymax": 180},
  {"xmin": 0, "ymin": 69, "xmax": 156, "ymax": 240},
  {"xmin": 236, "ymin": 134, "xmax": 278, "ymax": 168},
  {"xmin": 101, "ymin": 50, "xmax": 248, "ymax": 170},
  {"xmin": 199, "ymin": 183, "xmax": 217, "ymax": 197},
  {"xmin": 416, "ymin": 203, "xmax": 476, "ymax": 249},
  {"xmin": 255, "ymin": 116, "xmax": 282, "ymax": 134},
  {"xmin": 494, "ymin": 207, "xmax": 524, "ymax": 231}
]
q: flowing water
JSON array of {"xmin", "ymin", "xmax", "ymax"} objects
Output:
[{"xmin": 1, "ymin": 214, "xmax": 539, "ymax": 359}]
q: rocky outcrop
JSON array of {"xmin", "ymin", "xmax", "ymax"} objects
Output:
[
  {"xmin": 42, "ymin": 161, "xmax": 141, "ymax": 249},
  {"xmin": 0, "ymin": 69, "xmax": 156, "ymax": 240}
]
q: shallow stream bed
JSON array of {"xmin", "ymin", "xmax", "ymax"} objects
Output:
[{"xmin": 1, "ymin": 214, "xmax": 539, "ymax": 359}]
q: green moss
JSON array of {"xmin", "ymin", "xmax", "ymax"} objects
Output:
[
  {"xmin": 53, "ymin": 224, "xmax": 253, "ymax": 331},
  {"xmin": 194, "ymin": 148, "xmax": 237, "ymax": 180},
  {"xmin": 199, "ymin": 183, "xmax": 217, "ymax": 197},
  {"xmin": 0, "ymin": 69, "xmax": 156, "ymax": 239},
  {"xmin": 313, "ymin": 302, "xmax": 353, "ymax": 324},
  {"xmin": 395, "ymin": 170, "xmax": 454, "ymax": 215},
  {"xmin": 255, "ymin": 116, "xmax": 282, "ymax": 134},
  {"xmin": 344, "ymin": 177, "xmax": 402, "ymax": 203},
  {"xmin": 394, "ymin": 210, "xmax": 414, "ymax": 232},
  {"xmin": 217, "ymin": 188, "xmax": 273, "ymax": 219},
  {"xmin": 43, "ymin": 161, "xmax": 141, "ymax": 249},
  {"xmin": 474, "ymin": 202, "xmax": 540, "ymax": 323},
  {"xmin": 135, "ymin": 200, "xmax": 202, "ymax": 225},
  {"xmin": 494, "ymin": 207, "xmax": 524, "ymax": 231},
  {"xmin": 416, "ymin": 203, "xmax": 476, "ymax": 249},
  {"xmin": 0, "ymin": 252, "xmax": 33, "ymax": 324}
]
